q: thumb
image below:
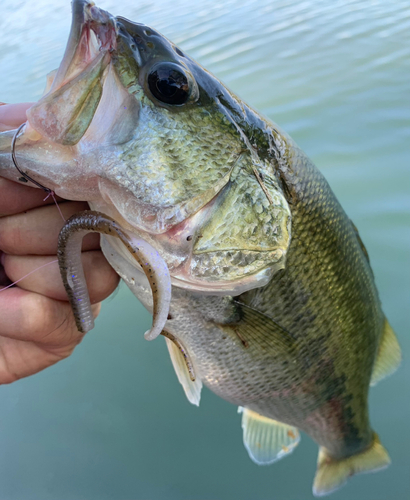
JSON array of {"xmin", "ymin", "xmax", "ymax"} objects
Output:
[{"xmin": 0, "ymin": 102, "xmax": 34, "ymax": 132}]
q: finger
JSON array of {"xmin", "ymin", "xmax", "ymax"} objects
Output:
[
  {"xmin": 0, "ymin": 102, "xmax": 34, "ymax": 131},
  {"xmin": 0, "ymin": 201, "xmax": 99, "ymax": 255},
  {"xmin": 0, "ymin": 293, "xmax": 101, "ymax": 384},
  {"xmin": 0, "ymin": 286, "xmax": 100, "ymax": 347},
  {"xmin": 0, "ymin": 334, "xmax": 72, "ymax": 383},
  {"xmin": 0, "ymin": 178, "xmax": 65, "ymax": 216},
  {"xmin": 2, "ymin": 251, "xmax": 120, "ymax": 303},
  {"xmin": 0, "ymin": 251, "xmax": 11, "ymax": 287},
  {"xmin": 0, "ymin": 298, "xmax": 100, "ymax": 384}
]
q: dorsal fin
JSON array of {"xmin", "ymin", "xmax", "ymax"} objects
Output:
[
  {"xmin": 164, "ymin": 336, "xmax": 202, "ymax": 406},
  {"xmin": 240, "ymin": 407, "xmax": 300, "ymax": 465},
  {"xmin": 370, "ymin": 318, "xmax": 401, "ymax": 386}
]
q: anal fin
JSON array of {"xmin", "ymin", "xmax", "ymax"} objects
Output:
[
  {"xmin": 240, "ymin": 407, "xmax": 300, "ymax": 465},
  {"xmin": 164, "ymin": 335, "xmax": 202, "ymax": 407},
  {"xmin": 370, "ymin": 318, "xmax": 401, "ymax": 386},
  {"xmin": 313, "ymin": 433, "xmax": 390, "ymax": 497}
]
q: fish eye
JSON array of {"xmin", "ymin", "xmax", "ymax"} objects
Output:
[{"xmin": 147, "ymin": 62, "xmax": 190, "ymax": 105}]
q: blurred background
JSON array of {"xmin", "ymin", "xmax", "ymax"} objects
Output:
[{"xmin": 0, "ymin": 0, "xmax": 409, "ymax": 499}]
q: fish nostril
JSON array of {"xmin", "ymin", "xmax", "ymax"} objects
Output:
[
  {"xmin": 146, "ymin": 41, "xmax": 154, "ymax": 49},
  {"xmin": 175, "ymin": 47, "xmax": 184, "ymax": 57},
  {"xmin": 144, "ymin": 29, "xmax": 153, "ymax": 36}
]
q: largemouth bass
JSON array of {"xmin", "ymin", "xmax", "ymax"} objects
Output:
[{"xmin": 0, "ymin": 1, "xmax": 401, "ymax": 496}]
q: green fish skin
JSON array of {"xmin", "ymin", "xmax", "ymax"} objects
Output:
[
  {"xmin": 0, "ymin": 1, "xmax": 401, "ymax": 496},
  {"xmin": 139, "ymin": 131, "xmax": 399, "ymax": 497}
]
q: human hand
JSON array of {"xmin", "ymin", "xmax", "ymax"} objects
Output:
[
  {"xmin": 0, "ymin": 102, "xmax": 34, "ymax": 132},
  {"xmin": 0, "ymin": 103, "xmax": 120, "ymax": 384}
]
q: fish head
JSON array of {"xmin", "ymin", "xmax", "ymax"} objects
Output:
[{"xmin": 0, "ymin": 0, "xmax": 291, "ymax": 295}]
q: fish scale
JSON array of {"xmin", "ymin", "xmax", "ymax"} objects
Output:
[{"xmin": 240, "ymin": 146, "xmax": 381, "ymax": 450}]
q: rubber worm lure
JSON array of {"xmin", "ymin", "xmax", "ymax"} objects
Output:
[{"xmin": 57, "ymin": 210, "xmax": 172, "ymax": 340}]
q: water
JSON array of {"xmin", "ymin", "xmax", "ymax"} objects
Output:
[{"xmin": 0, "ymin": 0, "xmax": 409, "ymax": 498}]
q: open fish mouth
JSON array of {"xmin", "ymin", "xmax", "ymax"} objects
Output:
[
  {"xmin": 49, "ymin": 0, "xmax": 117, "ymax": 95},
  {"xmin": 26, "ymin": 0, "xmax": 118, "ymax": 146}
]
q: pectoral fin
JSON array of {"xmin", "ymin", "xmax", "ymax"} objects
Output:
[
  {"xmin": 165, "ymin": 336, "xmax": 202, "ymax": 406},
  {"xmin": 240, "ymin": 407, "xmax": 300, "ymax": 465},
  {"xmin": 370, "ymin": 318, "xmax": 401, "ymax": 386},
  {"xmin": 229, "ymin": 301, "xmax": 296, "ymax": 354}
]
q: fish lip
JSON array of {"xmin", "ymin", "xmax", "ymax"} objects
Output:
[{"xmin": 50, "ymin": 0, "xmax": 117, "ymax": 92}]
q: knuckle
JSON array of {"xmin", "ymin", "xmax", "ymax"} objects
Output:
[{"xmin": 21, "ymin": 294, "xmax": 81, "ymax": 348}]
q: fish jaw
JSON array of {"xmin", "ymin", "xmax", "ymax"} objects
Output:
[{"xmin": 26, "ymin": 1, "xmax": 118, "ymax": 146}]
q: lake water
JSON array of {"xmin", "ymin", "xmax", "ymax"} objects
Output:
[{"xmin": 0, "ymin": 0, "xmax": 409, "ymax": 499}]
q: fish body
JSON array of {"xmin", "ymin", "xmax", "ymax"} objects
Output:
[{"xmin": 0, "ymin": 1, "xmax": 401, "ymax": 496}]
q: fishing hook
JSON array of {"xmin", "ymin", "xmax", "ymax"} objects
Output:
[{"xmin": 11, "ymin": 123, "xmax": 52, "ymax": 193}]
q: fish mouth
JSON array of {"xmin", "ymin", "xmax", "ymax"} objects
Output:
[
  {"xmin": 50, "ymin": 0, "xmax": 117, "ymax": 94},
  {"xmin": 24, "ymin": 0, "xmax": 120, "ymax": 146}
]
